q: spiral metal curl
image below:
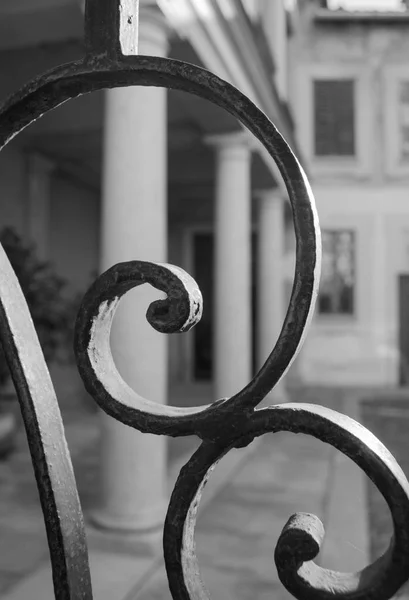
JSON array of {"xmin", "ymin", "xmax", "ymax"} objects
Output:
[{"xmin": 0, "ymin": 1, "xmax": 407, "ymax": 599}]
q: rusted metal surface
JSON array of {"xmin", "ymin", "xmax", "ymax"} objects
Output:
[
  {"xmin": 84, "ymin": 0, "xmax": 139, "ymax": 58},
  {"xmin": 0, "ymin": 244, "xmax": 92, "ymax": 600},
  {"xmin": 0, "ymin": 0, "xmax": 408, "ymax": 599},
  {"xmin": 163, "ymin": 405, "xmax": 409, "ymax": 600}
]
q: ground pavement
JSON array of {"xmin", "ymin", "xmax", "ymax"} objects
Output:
[
  {"xmin": 0, "ymin": 374, "xmax": 374, "ymax": 600},
  {"xmin": 132, "ymin": 388, "xmax": 369, "ymax": 600}
]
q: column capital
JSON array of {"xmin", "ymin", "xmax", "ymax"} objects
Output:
[
  {"xmin": 206, "ymin": 131, "xmax": 252, "ymax": 162},
  {"xmin": 206, "ymin": 131, "xmax": 248, "ymax": 148},
  {"xmin": 254, "ymin": 187, "xmax": 284, "ymax": 203}
]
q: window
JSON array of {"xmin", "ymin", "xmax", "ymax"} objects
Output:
[
  {"xmin": 319, "ymin": 230, "xmax": 355, "ymax": 315},
  {"xmin": 314, "ymin": 79, "xmax": 355, "ymax": 157},
  {"xmin": 399, "ymin": 80, "xmax": 409, "ymax": 163},
  {"xmin": 296, "ymin": 65, "xmax": 370, "ymax": 175}
]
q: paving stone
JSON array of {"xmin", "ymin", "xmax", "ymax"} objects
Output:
[
  {"xmin": 361, "ymin": 396, "xmax": 409, "ymax": 598},
  {"xmin": 2, "ymin": 550, "xmax": 154, "ymax": 600},
  {"xmin": 0, "ymin": 528, "xmax": 48, "ymax": 573},
  {"xmin": 0, "ymin": 572, "xmax": 21, "ymax": 596},
  {"xmin": 1, "ymin": 382, "xmax": 369, "ymax": 600},
  {"xmin": 134, "ymin": 427, "xmax": 335, "ymax": 600}
]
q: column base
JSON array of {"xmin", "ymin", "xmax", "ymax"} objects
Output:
[
  {"xmin": 89, "ymin": 501, "xmax": 168, "ymax": 535},
  {"xmin": 85, "ymin": 516, "xmax": 163, "ymax": 560}
]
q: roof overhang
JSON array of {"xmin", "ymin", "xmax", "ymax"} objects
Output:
[
  {"xmin": 158, "ymin": 0, "xmax": 302, "ymax": 195},
  {"xmin": 314, "ymin": 7, "xmax": 409, "ymax": 22}
]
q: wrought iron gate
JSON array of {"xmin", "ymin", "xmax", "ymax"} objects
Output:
[{"xmin": 0, "ymin": 1, "xmax": 408, "ymax": 599}]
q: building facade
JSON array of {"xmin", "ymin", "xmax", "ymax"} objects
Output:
[
  {"xmin": 4, "ymin": 0, "xmax": 409, "ymax": 534},
  {"xmin": 0, "ymin": 0, "xmax": 297, "ymax": 532},
  {"xmin": 289, "ymin": 0, "xmax": 409, "ymax": 386}
]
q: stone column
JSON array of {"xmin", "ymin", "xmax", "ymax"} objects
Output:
[
  {"xmin": 257, "ymin": 189, "xmax": 288, "ymax": 403},
  {"xmin": 210, "ymin": 133, "xmax": 252, "ymax": 400},
  {"xmin": 26, "ymin": 153, "xmax": 54, "ymax": 262},
  {"xmin": 94, "ymin": 8, "xmax": 169, "ymax": 532}
]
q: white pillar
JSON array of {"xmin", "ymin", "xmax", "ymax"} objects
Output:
[
  {"xmin": 211, "ymin": 133, "xmax": 252, "ymax": 400},
  {"xmin": 94, "ymin": 8, "xmax": 169, "ymax": 532},
  {"xmin": 26, "ymin": 153, "xmax": 54, "ymax": 262},
  {"xmin": 257, "ymin": 189, "xmax": 288, "ymax": 403}
]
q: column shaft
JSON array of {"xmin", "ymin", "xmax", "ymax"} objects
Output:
[
  {"xmin": 95, "ymin": 10, "xmax": 168, "ymax": 531},
  {"xmin": 257, "ymin": 190, "xmax": 287, "ymax": 402},
  {"xmin": 213, "ymin": 136, "xmax": 252, "ymax": 400}
]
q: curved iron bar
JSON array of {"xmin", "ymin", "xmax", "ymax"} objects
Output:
[
  {"xmin": 0, "ymin": 55, "xmax": 320, "ymax": 425},
  {"xmin": 0, "ymin": 244, "xmax": 92, "ymax": 600},
  {"xmin": 0, "ymin": 38, "xmax": 319, "ymax": 600},
  {"xmin": 0, "ymin": 1, "xmax": 407, "ymax": 599},
  {"xmin": 164, "ymin": 404, "xmax": 409, "ymax": 600}
]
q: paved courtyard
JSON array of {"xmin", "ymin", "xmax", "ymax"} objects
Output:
[
  {"xmin": 132, "ymin": 426, "xmax": 335, "ymax": 600},
  {"xmin": 0, "ymin": 373, "xmax": 399, "ymax": 599},
  {"xmin": 361, "ymin": 394, "xmax": 409, "ymax": 599}
]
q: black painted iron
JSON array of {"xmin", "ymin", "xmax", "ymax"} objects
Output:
[{"xmin": 0, "ymin": 1, "xmax": 408, "ymax": 599}]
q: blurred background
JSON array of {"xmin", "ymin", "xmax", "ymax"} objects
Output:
[{"xmin": 0, "ymin": 1, "xmax": 409, "ymax": 599}]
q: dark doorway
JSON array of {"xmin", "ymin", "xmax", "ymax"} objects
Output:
[
  {"xmin": 399, "ymin": 274, "xmax": 409, "ymax": 385},
  {"xmin": 193, "ymin": 233, "xmax": 214, "ymax": 380},
  {"xmin": 192, "ymin": 232, "xmax": 257, "ymax": 381}
]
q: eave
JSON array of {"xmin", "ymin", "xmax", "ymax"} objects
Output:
[
  {"xmin": 158, "ymin": 0, "xmax": 303, "ymax": 193},
  {"xmin": 314, "ymin": 8, "xmax": 409, "ymax": 23}
]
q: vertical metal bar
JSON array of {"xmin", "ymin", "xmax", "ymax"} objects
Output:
[
  {"xmin": 119, "ymin": 0, "xmax": 140, "ymax": 55},
  {"xmin": 0, "ymin": 245, "xmax": 92, "ymax": 600},
  {"xmin": 84, "ymin": 0, "xmax": 139, "ymax": 59}
]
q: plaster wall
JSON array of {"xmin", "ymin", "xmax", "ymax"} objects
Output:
[
  {"xmin": 289, "ymin": 16, "xmax": 409, "ymax": 386},
  {"xmin": 0, "ymin": 143, "xmax": 26, "ymax": 235},
  {"xmin": 294, "ymin": 185, "xmax": 409, "ymax": 385},
  {"xmin": 50, "ymin": 172, "xmax": 100, "ymax": 295},
  {"xmin": 0, "ymin": 132, "xmax": 99, "ymax": 299}
]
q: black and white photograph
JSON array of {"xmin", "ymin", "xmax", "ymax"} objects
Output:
[{"xmin": 0, "ymin": 1, "xmax": 409, "ymax": 599}]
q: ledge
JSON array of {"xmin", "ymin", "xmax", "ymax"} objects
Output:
[{"xmin": 314, "ymin": 8, "xmax": 409, "ymax": 23}]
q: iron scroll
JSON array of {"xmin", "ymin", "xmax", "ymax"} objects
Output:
[{"xmin": 0, "ymin": 1, "xmax": 407, "ymax": 599}]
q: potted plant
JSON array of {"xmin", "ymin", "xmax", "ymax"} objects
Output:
[{"xmin": 0, "ymin": 227, "xmax": 76, "ymax": 457}]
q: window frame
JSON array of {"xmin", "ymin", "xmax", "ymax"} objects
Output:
[
  {"xmin": 313, "ymin": 79, "xmax": 356, "ymax": 158},
  {"xmin": 318, "ymin": 228, "xmax": 356, "ymax": 318},
  {"xmin": 383, "ymin": 65, "xmax": 409, "ymax": 178},
  {"xmin": 294, "ymin": 63, "xmax": 372, "ymax": 177}
]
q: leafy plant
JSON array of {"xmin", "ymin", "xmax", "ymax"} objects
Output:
[{"xmin": 0, "ymin": 227, "xmax": 78, "ymax": 388}]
